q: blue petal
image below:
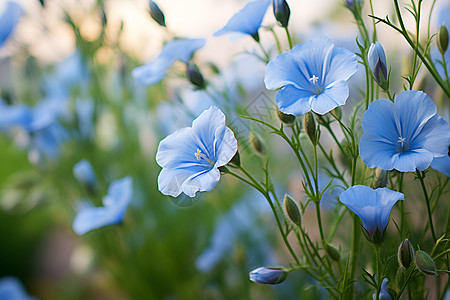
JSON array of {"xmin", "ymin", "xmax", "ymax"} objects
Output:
[
  {"xmin": 412, "ymin": 114, "xmax": 450, "ymax": 157},
  {"xmin": 0, "ymin": 277, "xmax": 36, "ymax": 300},
  {"xmin": 311, "ymin": 80, "xmax": 349, "ymax": 115},
  {"xmin": 214, "ymin": 0, "xmax": 270, "ymax": 38},
  {"xmin": 73, "ymin": 206, "xmax": 116, "ymax": 235},
  {"xmin": 73, "ymin": 159, "xmax": 96, "ymax": 186},
  {"xmin": 325, "ymin": 47, "xmax": 358, "ymax": 85},
  {"xmin": 368, "ymin": 42, "xmax": 387, "ymax": 74},
  {"xmin": 131, "ymin": 58, "xmax": 171, "ymax": 86},
  {"xmin": 265, "ymin": 49, "xmax": 310, "ymax": 90},
  {"xmin": 392, "ymin": 149, "xmax": 434, "ymax": 172},
  {"xmin": 181, "ymin": 167, "xmax": 221, "ymax": 197},
  {"xmin": 0, "ymin": 102, "xmax": 33, "ymax": 131},
  {"xmin": 0, "ymin": 2, "xmax": 22, "ymax": 48},
  {"xmin": 359, "ymin": 134, "xmax": 398, "ymax": 170},
  {"xmin": 431, "ymin": 155, "xmax": 450, "ymax": 177},
  {"xmin": 276, "ymin": 85, "xmax": 313, "ymax": 116},
  {"xmin": 103, "ymin": 176, "xmax": 133, "ymax": 208}
]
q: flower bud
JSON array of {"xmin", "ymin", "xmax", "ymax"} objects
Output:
[
  {"xmin": 368, "ymin": 42, "xmax": 389, "ymax": 91},
  {"xmin": 186, "ymin": 64, "xmax": 206, "ymax": 89},
  {"xmin": 277, "ymin": 107, "xmax": 296, "ymax": 125},
  {"xmin": 398, "ymin": 239, "xmax": 414, "ymax": 269},
  {"xmin": 304, "ymin": 112, "xmax": 317, "ymax": 145},
  {"xmin": 438, "ymin": 25, "xmax": 449, "ymax": 55},
  {"xmin": 415, "ymin": 250, "xmax": 437, "ymax": 276},
  {"xmin": 362, "ymin": 227, "xmax": 385, "ymax": 246},
  {"xmin": 249, "ymin": 267, "xmax": 287, "ymax": 285},
  {"xmin": 325, "ymin": 243, "xmax": 341, "ymax": 262},
  {"xmin": 272, "ymin": 0, "xmax": 290, "ymax": 28},
  {"xmin": 283, "ymin": 194, "xmax": 301, "ymax": 227},
  {"xmin": 249, "ymin": 131, "xmax": 265, "ymax": 155},
  {"xmin": 149, "ymin": 0, "xmax": 166, "ymax": 27}
]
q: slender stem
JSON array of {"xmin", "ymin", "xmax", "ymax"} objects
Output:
[
  {"xmin": 416, "ymin": 170, "xmax": 437, "ymax": 242},
  {"xmin": 375, "ymin": 246, "xmax": 382, "ymax": 300},
  {"xmin": 267, "ymin": 27, "xmax": 282, "ymax": 54},
  {"xmin": 257, "ymin": 41, "xmax": 270, "ymax": 62},
  {"xmin": 394, "ymin": 269, "xmax": 414, "ymax": 300},
  {"xmin": 284, "ymin": 27, "xmax": 293, "ymax": 49}
]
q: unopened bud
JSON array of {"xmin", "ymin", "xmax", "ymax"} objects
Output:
[
  {"xmin": 438, "ymin": 25, "xmax": 449, "ymax": 55},
  {"xmin": 283, "ymin": 194, "xmax": 301, "ymax": 227},
  {"xmin": 272, "ymin": 0, "xmax": 290, "ymax": 28},
  {"xmin": 398, "ymin": 239, "xmax": 414, "ymax": 269},
  {"xmin": 249, "ymin": 132, "xmax": 265, "ymax": 155},
  {"xmin": 277, "ymin": 108, "xmax": 295, "ymax": 125},
  {"xmin": 149, "ymin": 0, "xmax": 166, "ymax": 27},
  {"xmin": 368, "ymin": 42, "xmax": 389, "ymax": 91},
  {"xmin": 415, "ymin": 250, "xmax": 437, "ymax": 276},
  {"xmin": 325, "ymin": 243, "xmax": 341, "ymax": 261},
  {"xmin": 186, "ymin": 64, "xmax": 206, "ymax": 89},
  {"xmin": 304, "ymin": 112, "xmax": 317, "ymax": 145},
  {"xmin": 249, "ymin": 267, "xmax": 287, "ymax": 285}
]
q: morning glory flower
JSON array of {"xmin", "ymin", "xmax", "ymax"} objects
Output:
[
  {"xmin": 359, "ymin": 90, "xmax": 450, "ymax": 172},
  {"xmin": 213, "ymin": 0, "xmax": 270, "ymax": 42},
  {"xmin": 249, "ymin": 267, "xmax": 287, "ymax": 285},
  {"xmin": 0, "ymin": 1, "xmax": 23, "ymax": 48},
  {"xmin": 73, "ymin": 176, "xmax": 133, "ymax": 235},
  {"xmin": 73, "ymin": 159, "xmax": 97, "ymax": 188},
  {"xmin": 340, "ymin": 185, "xmax": 404, "ymax": 243},
  {"xmin": 368, "ymin": 42, "xmax": 389, "ymax": 90},
  {"xmin": 132, "ymin": 38, "xmax": 206, "ymax": 85},
  {"xmin": 0, "ymin": 277, "xmax": 36, "ymax": 300},
  {"xmin": 156, "ymin": 106, "xmax": 238, "ymax": 197},
  {"xmin": 264, "ymin": 36, "xmax": 358, "ymax": 116}
]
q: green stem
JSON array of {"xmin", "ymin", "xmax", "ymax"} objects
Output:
[
  {"xmin": 416, "ymin": 170, "xmax": 437, "ymax": 242},
  {"xmin": 285, "ymin": 27, "xmax": 293, "ymax": 49},
  {"xmin": 394, "ymin": 269, "xmax": 414, "ymax": 300},
  {"xmin": 375, "ymin": 246, "xmax": 382, "ymax": 300}
]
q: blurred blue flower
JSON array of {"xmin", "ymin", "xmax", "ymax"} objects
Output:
[
  {"xmin": 359, "ymin": 90, "xmax": 450, "ymax": 172},
  {"xmin": 73, "ymin": 159, "xmax": 97, "ymax": 187},
  {"xmin": 249, "ymin": 267, "xmax": 287, "ymax": 285},
  {"xmin": 0, "ymin": 1, "xmax": 22, "ymax": 48},
  {"xmin": 0, "ymin": 99, "xmax": 32, "ymax": 131},
  {"xmin": 372, "ymin": 278, "xmax": 395, "ymax": 300},
  {"xmin": 0, "ymin": 277, "xmax": 36, "ymax": 300},
  {"xmin": 368, "ymin": 41, "xmax": 388, "ymax": 90},
  {"xmin": 214, "ymin": 0, "xmax": 270, "ymax": 41},
  {"xmin": 431, "ymin": 154, "xmax": 450, "ymax": 177},
  {"xmin": 340, "ymin": 185, "xmax": 404, "ymax": 238},
  {"xmin": 264, "ymin": 36, "xmax": 358, "ymax": 116},
  {"xmin": 132, "ymin": 38, "xmax": 206, "ymax": 85},
  {"xmin": 73, "ymin": 176, "xmax": 133, "ymax": 235},
  {"xmin": 156, "ymin": 106, "xmax": 237, "ymax": 197}
]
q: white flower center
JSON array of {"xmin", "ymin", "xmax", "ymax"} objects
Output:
[
  {"xmin": 397, "ymin": 136, "xmax": 406, "ymax": 147},
  {"xmin": 309, "ymin": 75, "xmax": 319, "ymax": 85},
  {"xmin": 194, "ymin": 149, "xmax": 215, "ymax": 166}
]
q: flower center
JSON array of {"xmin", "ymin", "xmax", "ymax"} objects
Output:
[
  {"xmin": 194, "ymin": 149, "xmax": 215, "ymax": 166},
  {"xmin": 309, "ymin": 75, "xmax": 319, "ymax": 85},
  {"xmin": 396, "ymin": 136, "xmax": 409, "ymax": 152}
]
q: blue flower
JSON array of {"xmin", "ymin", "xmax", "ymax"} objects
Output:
[
  {"xmin": 73, "ymin": 176, "xmax": 133, "ymax": 235},
  {"xmin": 0, "ymin": 2, "xmax": 22, "ymax": 48},
  {"xmin": 0, "ymin": 99, "xmax": 33, "ymax": 131},
  {"xmin": 214, "ymin": 0, "xmax": 270, "ymax": 42},
  {"xmin": 264, "ymin": 36, "xmax": 358, "ymax": 116},
  {"xmin": 359, "ymin": 90, "xmax": 450, "ymax": 172},
  {"xmin": 73, "ymin": 159, "xmax": 97, "ymax": 187},
  {"xmin": 340, "ymin": 185, "xmax": 404, "ymax": 239},
  {"xmin": 156, "ymin": 106, "xmax": 238, "ymax": 197},
  {"xmin": 372, "ymin": 278, "xmax": 395, "ymax": 300},
  {"xmin": 0, "ymin": 277, "xmax": 36, "ymax": 300},
  {"xmin": 368, "ymin": 41, "xmax": 388, "ymax": 90},
  {"xmin": 249, "ymin": 267, "xmax": 287, "ymax": 285},
  {"xmin": 431, "ymin": 153, "xmax": 450, "ymax": 177},
  {"xmin": 132, "ymin": 38, "xmax": 206, "ymax": 85}
]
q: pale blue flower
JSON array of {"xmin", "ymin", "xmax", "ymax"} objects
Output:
[
  {"xmin": 372, "ymin": 278, "xmax": 395, "ymax": 300},
  {"xmin": 249, "ymin": 267, "xmax": 287, "ymax": 285},
  {"xmin": 431, "ymin": 154, "xmax": 450, "ymax": 177},
  {"xmin": 73, "ymin": 176, "xmax": 133, "ymax": 235},
  {"xmin": 0, "ymin": 2, "xmax": 22, "ymax": 48},
  {"xmin": 264, "ymin": 36, "xmax": 358, "ymax": 116},
  {"xmin": 156, "ymin": 106, "xmax": 237, "ymax": 197},
  {"xmin": 73, "ymin": 159, "xmax": 97, "ymax": 187},
  {"xmin": 132, "ymin": 38, "xmax": 206, "ymax": 85},
  {"xmin": 214, "ymin": 0, "xmax": 270, "ymax": 41},
  {"xmin": 0, "ymin": 277, "xmax": 36, "ymax": 300},
  {"xmin": 359, "ymin": 90, "xmax": 450, "ymax": 172},
  {"xmin": 368, "ymin": 42, "xmax": 388, "ymax": 90},
  {"xmin": 340, "ymin": 185, "xmax": 404, "ymax": 237},
  {"xmin": 0, "ymin": 99, "xmax": 32, "ymax": 131}
]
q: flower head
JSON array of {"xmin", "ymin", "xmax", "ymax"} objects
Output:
[
  {"xmin": 213, "ymin": 0, "xmax": 270, "ymax": 42},
  {"xmin": 264, "ymin": 36, "xmax": 358, "ymax": 116},
  {"xmin": 156, "ymin": 106, "xmax": 237, "ymax": 197},
  {"xmin": 368, "ymin": 42, "xmax": 388, "ymax": 90},
  {"xmin": 272, "ymin": 0, "xmax": 290, "ymax": 28},
  {"xmin": 132, "ymin": 38, "xmax": 206, "ymax": 85},
  {"xmin": 359, "ymin": 90, "xmax": 450, "ymax": 172},
  {"xmin": 340, "ymin": 185, "xmax": 404, "ymax": 242},
  {"xmin": 73, "ymin": 176, "xmax": 133, "ymax": 235},
  {"xmin": 0, "ymin": 1, "xmax": 23, "ymax": 48},
  {"xmin": 249, "ymin": 267, "xmax": 287, "ymax": 284}
]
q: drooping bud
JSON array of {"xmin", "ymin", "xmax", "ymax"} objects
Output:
[
  {"xmin": 368, "ymin": 42, "xmax": 389, "ymax": 91},
  {"xmin": 304, "ymin": 112, "xmax": 317, "ymax": 145},
  {"xmin": 186, "ymin": 64, "xmax": 206, "ymax": 89},
  {"xmin": 272, "ymin": 0, "xmax": 290, "ymax": 28},
  {"xmin": 438, "ymin": 25, "xmax": 449, "ymax": 55},
  {"xmin": 372, "ymin": 168, "xmax": 388, "ymax": 189},
  {"xmin": 249, "ymin": 131, "xmax": 265, "ymax": 155},
  {"xmin": 283, "ymin": 194, "xmax": 301, "ymax": 227},
  {"xmin": 277, "ymin": 107, "xmax": 296, "ymax": 125},
  {"xmin": 249, "ymin": 267, "xmax": 287, "ymax": 285},
  {"xmin": 397, "ymin": 239, "xmax": 414, "ymax": 269},
  {"xmin": 415, "ymin": 250, "xmax": 437, "ymax": 276},
  {"xmin": 325, "ymin": 243, "xmax": 341, "ymax": 262},
  {"xmin": 149, "ymin": 0, "xmax": 166, "ymax": 27}
]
